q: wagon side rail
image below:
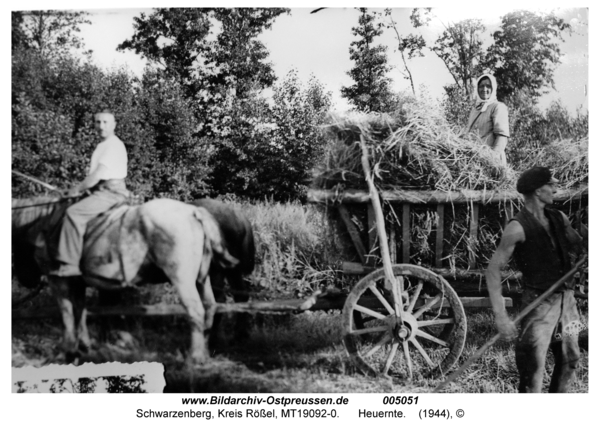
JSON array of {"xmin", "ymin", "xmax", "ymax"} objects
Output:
[{"xmin": 308, "ymin": 186, "xmax": 588, "ymax": 276}]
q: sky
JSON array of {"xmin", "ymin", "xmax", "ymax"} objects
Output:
[{"xmin": 71, "ymin": 5, "xmax": 589, "ymax": 115}]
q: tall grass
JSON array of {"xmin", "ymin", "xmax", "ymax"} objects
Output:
[{"xmin": 236, "ymin": 198, "xmax": 348, "ymax": 298}]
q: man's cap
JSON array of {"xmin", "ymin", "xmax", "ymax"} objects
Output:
[{"xmin": 516, "ymin": 166, "xmax": 558, "ymax": 194}]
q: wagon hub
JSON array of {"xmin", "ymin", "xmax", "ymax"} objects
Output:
[
  {"xmin": 393, "ymin": 312, "xmax": 418, "ymax": 341},
  {"xmin": 394, "ymin": 324, "xmax": 411, "ymax": 341}
]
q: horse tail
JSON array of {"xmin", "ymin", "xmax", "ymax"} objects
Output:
[{"xmin": 193, "ymin": 207, "xmax": 239, "ymax": 271}]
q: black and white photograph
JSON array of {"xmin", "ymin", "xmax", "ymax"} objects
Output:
[{"xmin": 7, "ymin": 1, "xmax": 595, "ymax": 421}]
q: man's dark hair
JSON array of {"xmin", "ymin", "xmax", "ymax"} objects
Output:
[{"xmin": 516, "ymin": 166, "xmax": 553, "ymax": 195}]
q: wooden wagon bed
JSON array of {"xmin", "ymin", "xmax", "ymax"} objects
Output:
[{"xmin": 308, "ymin": 186, "xmax": 587, "ymax": 279}]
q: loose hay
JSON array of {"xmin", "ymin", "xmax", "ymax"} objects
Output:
[
  {"xmin": 313, "ymin": 101, "xmax": 518, "ymax": 192},
  {"xmin": 525, "ymin": 137, "xmax": 589, "ymax": 189}
]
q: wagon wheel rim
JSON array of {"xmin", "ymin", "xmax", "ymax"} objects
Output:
[{"xmin": 342, "ymin": 264, "xmax": 467, "ymax": 379}]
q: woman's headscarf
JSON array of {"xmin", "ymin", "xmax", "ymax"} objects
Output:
[{"xmin": 473, "ymin": 73, "xmax": 498, "ymax": 112}]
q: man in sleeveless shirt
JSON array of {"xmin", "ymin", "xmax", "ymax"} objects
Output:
[
  {"xmin": 485, "ymin": 166, "xmax": 586, "ymax": 392},
  {"xmin": 50, "ymin": 111, "xmax": 128, "ymax": 277}
]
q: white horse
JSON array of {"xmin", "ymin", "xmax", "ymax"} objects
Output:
[{"xmin": 12, "ymin": 196, "xmax": 237, "ymax": 364}]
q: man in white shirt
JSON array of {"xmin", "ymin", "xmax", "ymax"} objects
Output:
[{"xmin": 51, "ymin": 111, "xmax": 129, "ymax": 277}]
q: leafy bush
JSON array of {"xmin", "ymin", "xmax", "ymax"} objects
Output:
[
  {"xmin": 11, "ymin": 49, "xmax": 212, "ymax": 200},
  {"xmin": 506, "ymin": 94, "xmax": 589, "ymax": 168},
  {"xmin": 206, "ymin": 94, "xmax": 275, "ymax": 199},
  {"xmin": 441, "ymin": 84, "xmax": 471, "ymax": 130},
  {"xmin": 12, "ymin": 96, "xmax": 93, "ymax": 196},
  {"xmin": 208, "ymin": 70, "xmax": 332, "ymax": 201},
  {"xmin": 136, "ymin": 71, "xmax": 213, "ymax": 200}
]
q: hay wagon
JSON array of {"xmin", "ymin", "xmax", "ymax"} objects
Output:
[
  {"xmin": 301, "ymin": 109, "xmax": 589, "ymax": 380},
  {"xmin": 306, "ymin": 172, "xmax": 588, "ymax": 379}
]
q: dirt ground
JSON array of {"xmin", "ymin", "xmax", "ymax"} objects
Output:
[{"xmin": 12, "ymin": 306, "xmax": 589, "ymax": 394}]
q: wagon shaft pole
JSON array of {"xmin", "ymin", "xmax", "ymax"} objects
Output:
[
  {"xmin": 12, "ymin": 170, "xmax": 59, "ymax": 192},
  {"xmin": 434, "ymin": 255, "xmax": 588, "ymax": 392},
  {"xmin": 358, "ymin": 137, "xmax": 405, "ymax": 325}
]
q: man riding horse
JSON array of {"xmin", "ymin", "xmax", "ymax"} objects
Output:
[
  {"xmin": 12, "ymin": 110, "xmax": 238, "ymax": 365},
  {"xmin": 51, "ymin": 110, "xmax": 129, "ymax": 278}
]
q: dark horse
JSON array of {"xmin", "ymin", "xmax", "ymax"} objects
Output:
[
  {"xmin": 12, "ymin": 196, "xmax": 237, "ymax": 364},
  {"xmin": 192, "ymin": 198, "xmax": 256, "ymax": 303}
]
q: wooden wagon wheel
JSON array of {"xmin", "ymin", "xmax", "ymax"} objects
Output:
[{"xmin": 342, "ymin": 264, "xmax": 467, "ymax": 379}]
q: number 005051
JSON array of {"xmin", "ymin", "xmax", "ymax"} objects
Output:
[{"xmin": 382, "ymin": 396, "xmax": 418, "ymax": 405}]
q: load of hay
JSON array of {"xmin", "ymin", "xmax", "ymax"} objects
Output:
[
  {"xmin": 313, "ymin": 101, "xmax": 518, "ymax": 192},
  {"xmin": 311, "ymin": 99, "xmax": 588, "ymax": 272}
]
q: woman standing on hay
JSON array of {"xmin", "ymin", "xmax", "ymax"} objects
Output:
[{"xmin": 465, "ymin": 73, "xmax": 510, "ymax": 167}]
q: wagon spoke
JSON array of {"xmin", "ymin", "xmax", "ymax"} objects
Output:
[
  {"xmin": 406, "ymin": 280, "xmax": 423, "ymax": 313},
  {"xmin": 417, "ymin": 318, "xmax": 455, "ymax": 327},
  {"xmin": 409, "ymin": 337, "xmax": 437, "ymax": 368},
  {"xmin": 382, "ymin": 342, "xmax": 400, "ymax": 375},
  {"xmin": 355, "ymin": 304, "xmax": 388, "ymax": 320},
  {"xmin": 362, "ymin": 332, "xmax": 392, "ymax": 358},
  {"xmin": 402, "ymin": 340, "xmax": 413, "ymax": 380},
  {"xmin": 368, "ymin": 282, "xmax": 395, "ymax": 315},
  {"xmin": 415, "ymin": 329, "xmax": 449, "ymax": 347},
  {"xmin": 349, "ymin": 325, "xmax": 389, "ymax": 335},
  {"xmin": 412, "ymin": 294, "xmax": 443, "ymax": 319}
]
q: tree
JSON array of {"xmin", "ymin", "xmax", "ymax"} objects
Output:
[
  {"xmin": 483, "ymin": 10, "xmax": 571, "ymax": 100},
  {"xmin": 341, "ymin": 8, "xmax": 396, "ymax": 113},
  {"xmin": 17, "ymin": 10, "xmax": 91, "ymax": 59},
  {"xmin": 137, "ymin": 69, "xmax": 213, "ymax": 200},
  {"xmin": 118, "ymin": 8, "xmax": 288, "ymax": 100},
  {"xmin": 384, "ymin": 8, "xmax": 428, "ymax": 96},
  {"xmin": 208, "ymin": 8, "xmax": 289, "ymax": 99},
  {"xmin": 431, "ymin": 19, "xmax": 486, "ymax": 97},
  {"xmin": 207, "ymin": 70, "xmax": 332, "ymax": 201},
  {"xmin": 117, "ymin": 8, "xmax": 212, "ymax": 93},
  {"xmin": 198, "ymin": 8, "xmax": 289, "ymax": 138},
  {"xmin": 265, "ymin": 71, "xmax": 333, "ymax": 200},
  {"xmin": 12, "ymin": 10, "xmax": 94, "ymax": 112},
  {"xmin": 118, "ymin": 7, "xmax": 289, "ymax": 140},
  {"xmin": 205, "ymin": 93, "xmax": 274, "ymax": 198},
  {"xmin": 12, "ymin": 11, "xmax": 30, "ymax": 52}
]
